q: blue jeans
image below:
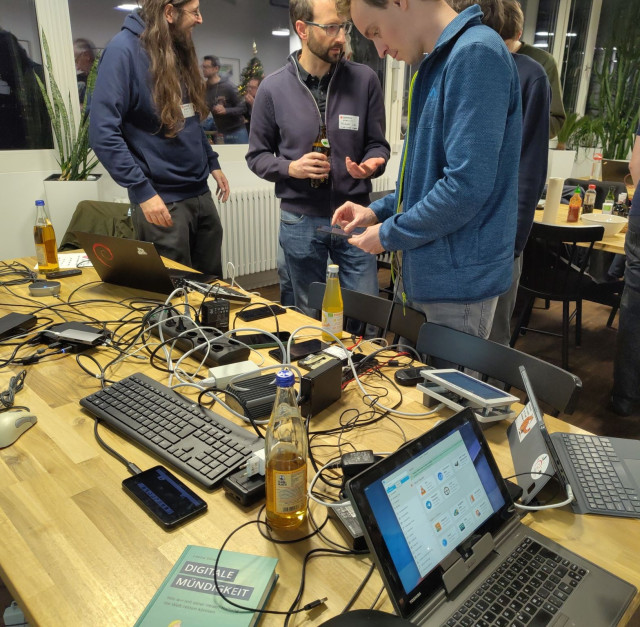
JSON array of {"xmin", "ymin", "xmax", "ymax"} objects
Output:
[
  {"xmin": 222, "ymin": 127, "xmax": 249, "ymax": 144},
  {"xmin": 410, "ymin": 298, "xmax": 498, "ymax": 339},
  {"xmin": 277, "ymin": 243, "xmax": 295, "ymax": 307},
  {"xmin": 280, "ymin": 210, "xmax": 379, "ymax": 317},
  {"xmin": 613, "ymin": 220, "xmax": 640, "ymax": 403}
]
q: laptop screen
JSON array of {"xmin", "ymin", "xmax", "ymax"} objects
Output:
[{"xmin": 346, "ymin": 409, "xmax": 513, "ymax": 619}]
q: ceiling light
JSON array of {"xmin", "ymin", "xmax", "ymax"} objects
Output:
[
  {"xmin": 115, "ymin": 3, "xmax": 139, "ymax": 11},
  {"xmin": 272, "ymin": 28, "xmax": 290, "ymax": 37},
  {"xmin": 566, "ymin": 32, "xmax": 577, "ymax": 37},
  {"xmin": 535, "ymin": 31, "xmax": 553, "ymax": 37},
  {"xmin": 533, "ymin": 43, "xmax": 549, "ymax": 48}
]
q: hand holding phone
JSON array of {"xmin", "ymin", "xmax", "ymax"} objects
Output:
[{"xmin": 316, "ymin": 225, "xmax": 352, "ymax": 239}]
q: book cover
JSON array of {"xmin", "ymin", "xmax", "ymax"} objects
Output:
[{"xmin": 134, "ymin": 545, "xmax": 278, "ymax": 627}]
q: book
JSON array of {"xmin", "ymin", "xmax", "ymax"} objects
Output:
[{"xmin": 134, "ymin": 545, "xmax": 278, "ymax": 627}]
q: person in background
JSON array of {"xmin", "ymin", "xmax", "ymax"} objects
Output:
[
  {"xmin": 89, "ymin": 0, "xmax": 230, "ymax": 277},
  {"xmin": 506, "ymin": 0, "xmax": 565, "ymax": 139},
  {"xmin": 202, "ymin": 55, "xmax": 248, "ymax": 144},
  {"xmin": 611, "ymin": 132, "xmax": 640, "ymax": 416},
  {"xmin": 448, "ymin": 0, "xmax": 550, "ymax": 346},
  {"xmin": 74, "ymin": 38, "xmax": 96, "ymax": 104},
  {"xmin": 332, "ymin": 0, "xmax": 521, "ymax": 339},
  {"xmin": 246, "ymin": 0, "xmax": 389, "ymax": 315},
  {"xmin": 243, "ymin": 76, "xmax": 261, "ymax": 133}
]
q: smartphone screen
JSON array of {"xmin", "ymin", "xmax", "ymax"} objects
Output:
[
  {"xmin": 316, "ymin": 225, "xmax": 351, "ymax": 239},
  {"xmin": 268, "ymin": 339, "xmax": 327, "ymax": 363},
  {"xmin": 122, "ymin": 465, "xmax": 208, "ymax": 529},
  {"xmin": 230, "ymin": 331, "xmax": 291, "ymax": 348}
]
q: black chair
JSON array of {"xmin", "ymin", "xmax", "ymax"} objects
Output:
[
  {"xmin": 308, "ymin": 282, "xmax": 426, "ymax": 346},
  {"xmin": 416, "ymin": 322, "xmax": 582, "ymax": 416},
  {"xmin": 510, "ymin": 222, "xmax": 605, "ymax": 371},
  {"xmin": 564, "ymin": 178, "xmax": 626, "ymax": 209}
]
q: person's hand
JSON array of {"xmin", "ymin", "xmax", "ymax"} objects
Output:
[
  {"xmin": 140, "ymin": 194, "xmax": 173, "ymax": 227},
  {"xmin": 211, "ymin": 169, "xmax": 230, "ymax": 202},
  {"xmin": 213, "ymin": 104, "xmax": 226, "ymax": 115},
  {"xmin": 332, "ymin": 201, "xmax": 378, "ymax": 232},
  {"xmin": 288, "ymin": 151, "xmax": 331, "ymax": 180},
  {"xmin": 349, "ymin": 224, "xmax": 384, "ymax": 255},
  {"xmin": 245, "ymin": 93, "xmax": 255, "ymax": 106},
  {"xmin": 345, "ymin": 156, "xmax": 386, "ymax": 179}
]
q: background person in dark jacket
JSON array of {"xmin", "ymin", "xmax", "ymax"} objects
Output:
[
  {"xmin": 246, "ymin": 0, "xmax": 390, "ymax": 315},
  {"xmin": 89, "ymin": 0, "xmax": 229, "ymax": 277}
]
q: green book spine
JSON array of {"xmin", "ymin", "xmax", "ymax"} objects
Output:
[{"xmin": 134, "ymin": 545, "xmax": 278, "ymax": 627}]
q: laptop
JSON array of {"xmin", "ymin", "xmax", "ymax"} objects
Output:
[
  {"xmin": 75, "ymin": 231, "xmax": 217, "ymax": 295},
  {"xmin": 601, "ymin": 158, "xmax": 630, "ymax": 183},
  {"xmin": 346, "ymin": 408, "xmax": 635, "ymax": 626},
  {"xmin": 509, "ymin": 366, "xmax": 640, "ymax": 517}
]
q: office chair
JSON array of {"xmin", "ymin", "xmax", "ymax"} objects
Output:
[
  {"xmin": 416, "ymin": 322, "xmax": 582, "ymax": 416},
  {"xmin": 510, "ymin": 222, "xmax": 605, "ymax": 371},
  {"xmin": 59, "ymin": 200, "xmax": 134, "ymax": 251},
  {"xmin": 308, "ymin": 282, "xmax": 426, "ymax": 346}
]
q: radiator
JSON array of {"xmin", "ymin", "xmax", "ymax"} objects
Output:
[{"xmin": 218, "ymin": 176, "xmax": 395, "ymax": 279}]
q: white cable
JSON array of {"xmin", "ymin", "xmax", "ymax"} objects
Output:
[{"xmin": 514, "ymin": 484, "xmax": 575, "ymax": 511}]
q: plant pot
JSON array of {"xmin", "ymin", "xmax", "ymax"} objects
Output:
[
  {"xmin": 547, "ymin": 149, "xmax": 576, "ymax": 181},
  {"xmin": 43, "ymin": 173, "xmax": 104, "ymax": 240}
]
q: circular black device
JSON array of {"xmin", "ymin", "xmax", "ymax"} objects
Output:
[{"xmin": 29, "ymin": 280, "xmax": 61, "ymax": 296}]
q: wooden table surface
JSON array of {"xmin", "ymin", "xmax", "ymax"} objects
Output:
[
  {"xmin": 535, "ymin": 205, "xmax": 626, "ymax": 255},
  {"xmin": 0, "ymin": 256, "xmax": 638, "ymax": 626}
]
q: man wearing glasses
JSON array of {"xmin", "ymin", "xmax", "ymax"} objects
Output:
[
  {"xmin": 90, "ymin": 0, "xmax": 229, "ymax": 277},
  {"xmin": 246, "ymin": 0, "xmax": 390, "ymax": 315}
]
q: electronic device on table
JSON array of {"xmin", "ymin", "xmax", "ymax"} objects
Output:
[
  {"xmin": 417, "ymin": 368, "xmax": 518, "ymax": 423},
  {"xmin": 230, "ymin": 330, "xmax": 292, "ymax": 349},
  {"xmin": 268, "ymin": 339, "xmax": 328, "ymax": 363},
  {"xmin": 236, "ymin": 304, "xmax": 287, "ymax": 322},
  {"xmin": 345, "ymin": 407, "xmax": 636, "ymax": 626},
  {"xmin": 80, "ymin": 373, "xmax": 262, "ymax": 489},
  {"xmin": 509, "ymin": 366, "xmax": 640, "ymax": 517},
  {"xmin": 185, "ymin": 282, "xmax": 251, "ymax": 303}
]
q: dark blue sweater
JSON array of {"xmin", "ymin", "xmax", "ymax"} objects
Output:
[
  {"xmin": 513, "ymin": 53, "xmax": 550, "ymax": 256},
  {"xmin": 89, "ymin": 11, "xmax": 220, "ymax": 204}
]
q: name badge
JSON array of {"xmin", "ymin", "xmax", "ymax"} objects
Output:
[
  {"xmin": 181, "ymin": 102, "xmax": 196, "ymax": 118},
  {"xmin": 339, "ymin": 114, "xmax": 359, "ymax": 131}
]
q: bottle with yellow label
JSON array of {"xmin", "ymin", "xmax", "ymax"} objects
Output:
[
  {"xmin": 33, "ymin": 199, "xmax": 59, "ymax": 273},
  {"xmin": 321, "ymin": 264, "xmax": 343, "ymax": 342},
  {"xmin": 265, "ymin": 369, "xmax": 308, "ymax": 530}
]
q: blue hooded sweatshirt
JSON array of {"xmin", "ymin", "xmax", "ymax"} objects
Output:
[
  {"xmin": 371, "ymin": 6, "xmax": 522, "ymax": 304},
  {"xmin": 89, "ymin": 11, "xmax": 220, "ymax": 205}
]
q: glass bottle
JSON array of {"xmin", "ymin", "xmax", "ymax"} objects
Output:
[
  {"xmin": 310, "ymin": 125, "xmax": 330, "ymax": 189},
  {"xmin": 567, "ymin": 187, "xmax": 582, "ymax": 223},
  {"xmin": 602, "ymin": 186, "xmax": 616, "ymax": 215},
  {"xmin": 321, "ymin": 264, "xmax": 343, "ymax": 342},
  {"xmin": 265, "ymin": 369, "xmax": 308, "ymax": 530},
  {"xmin": 34, "ymin": 200, "xmax": 59, "ymax": 273},
  {"xmin": 582, "ymin": 184, "xmax": 596, "ymax": 214}
]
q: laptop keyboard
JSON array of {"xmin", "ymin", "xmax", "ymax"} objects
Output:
[
  {"xmin": 560, "ymin": 433, "xmax": 640, "ymax": 515},
  {"xmin": 80, "ymin": 373, "xmax": 262, "ymax": 489},
  {"xmin": 445, "ymin": 537, "xmax": 586, "ymax": 627}
]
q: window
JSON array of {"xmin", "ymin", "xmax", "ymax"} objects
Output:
[
  {"xmin": 560, "ymin": 0, "xmax": 592, "ymax": 112},
  {"xmin": 0, "ymin": 0, "xmax": 53, "ymax": 150}
]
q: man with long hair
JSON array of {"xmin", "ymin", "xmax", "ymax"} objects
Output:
[{"xmin": 89, "ymin": 0, "xmax": 229, "ymax": 277}]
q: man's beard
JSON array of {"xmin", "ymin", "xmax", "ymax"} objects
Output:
[
  {"xmin": 307, "ymin": 32, "xmax": 343, "ymax": 64},
  {"xmin": 170, "ymin": 22, "xmax": 196, "ymax": 69}
]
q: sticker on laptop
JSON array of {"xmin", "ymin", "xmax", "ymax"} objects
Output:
[
  {"xmin": 514, "ymin": 403, "xmax": 537, "ymax": 442},
  {"xmin": 531, "ymin": 453, "xmax": 550, "ymax": 480}
]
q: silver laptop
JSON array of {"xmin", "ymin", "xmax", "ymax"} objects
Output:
[
  {"xmin": 509, "ymin": 366, "xmax": 640, "ymax": 517},
  {"xmin": 75, "ymin": 231, "xmax": 217, "ymax": 295},
  {"xmin": 346, "ymin": 408, "xmax": 635, "ymax": 626},
  {"xmin": 601, "ymin": 159, "xmax": 630, "ymax": 183}
]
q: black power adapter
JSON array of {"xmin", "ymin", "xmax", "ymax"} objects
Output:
[
  {"xmin": 299, "ymin": 357, "xmax": 342, "ymax": 418},
  {"xmin": 199, "ymin": 298, "xmax": 230, "ymax": 332},
  {"xmin": 328, "ymin": 500, "xmax": 368, "ymax": 551}
]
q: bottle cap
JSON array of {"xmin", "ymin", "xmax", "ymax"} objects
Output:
[
  {"xmin": 328, "ymin": 264, "xmax": 339, "ymax": 272},
  {"xmin": 275, "ymin": 369, "xmax": 295, "ymax": 388},
  {"xmin": 588, "ymin": 184, "xmax": 596, "ymax": 189},
  {"xmin": 574, "ymin": 187, "xmax": 581, "ymax": 194},
  {"xmin": 35, "ymin": 200, "xmax": 45, "ymax": 206}
]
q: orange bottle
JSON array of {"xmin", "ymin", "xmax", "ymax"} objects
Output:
[{"xmin": 567, "ymin": 187, "xmax": 582, "ymax": 223}]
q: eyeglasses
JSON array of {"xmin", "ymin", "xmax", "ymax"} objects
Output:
[
  {"xmin": 173, "ymin": 3, "xmax": 201, "ymax": 18},
  {"xmin": 303, "ymin": 21, "xmax": 352, "ymax": 37}
]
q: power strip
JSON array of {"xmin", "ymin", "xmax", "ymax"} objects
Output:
[{"xmin": 147, "ymin": 309, "xmax": 250, "ymax": 367}]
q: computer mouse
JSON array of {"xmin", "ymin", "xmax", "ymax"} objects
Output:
[{"xmin": 0, "ymin": 410, "xmax": 37, "ymax": 448}]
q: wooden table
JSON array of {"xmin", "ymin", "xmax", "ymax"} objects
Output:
[
  {"xmin": 0, "ymin": 256, "xmax": 638, "ymax": 626},
  {"xmin": 535, "ymin": 205, "xmax": 626, "ymax": 255}
]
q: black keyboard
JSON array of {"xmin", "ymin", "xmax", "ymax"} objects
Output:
[
  {"xmin": 560, "ymin": 433, "xmax": 640, "ymax": 515},
  {"xmin": 80, "ymin": 373, "xmax": 262, "ymax": 489},
  {"xmin": 445, "ymin": 537, "xmax": 587, "ymax": 627}
]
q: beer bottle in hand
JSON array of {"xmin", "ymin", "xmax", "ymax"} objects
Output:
[{"xmin": 311, "ymin": 125, "xmax": 330, "ymax": 189}]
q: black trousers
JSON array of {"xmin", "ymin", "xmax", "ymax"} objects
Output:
[{"xmin": 132, "ymin": 190, "xmax": 223, "ymax": 277}]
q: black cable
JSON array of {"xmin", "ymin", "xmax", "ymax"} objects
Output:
[
  {"xmin": 0, "ymin": 369, "xmax": 28, "ymax": 411},
  {"xmin": 91, "ymin": 418, "xmax": 141, "ymax": 475},
  {"xmin": 342, "ymin": 562, "xmax": 376, "ymax": 613}
]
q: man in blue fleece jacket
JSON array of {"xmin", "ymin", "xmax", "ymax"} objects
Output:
[
  {"xmin": 246, "ymin": 0, "xmax": 390, "ymax": 315},
  {"xmin": 89, "ymin": 0, "xmax": 229, "ymax": 277},
  {"xmin": 333, "ymin": 0, "xmax": 521, "ymax": 338}
]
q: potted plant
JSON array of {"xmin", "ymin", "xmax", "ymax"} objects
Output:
[{"xmin": 35, "ymin": 31, "xmax": 103, "ymax": 237}]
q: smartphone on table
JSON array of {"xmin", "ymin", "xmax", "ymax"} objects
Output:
[
  {"xmin": 268, "ymin": 339, "xmax": 328, "ymax": 363},
  {"xmin": 230, "ymin": 330, "xmax": 292, "ymax": 349}
]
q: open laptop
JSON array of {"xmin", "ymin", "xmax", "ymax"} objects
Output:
[
  {"xmin": 509, "ymin": 366, "xmax": 640, "ymax": 517},
  {"xmin": 346, "ymin": 408, "xmax": 635, "ymax": 626},
  {"xmin": 601, "ymin": 158, "xmax": 630, "ymax": 183},
  {"xmin": 75, "ymin": 231, "xmax": 217, "ymax": 295}
]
